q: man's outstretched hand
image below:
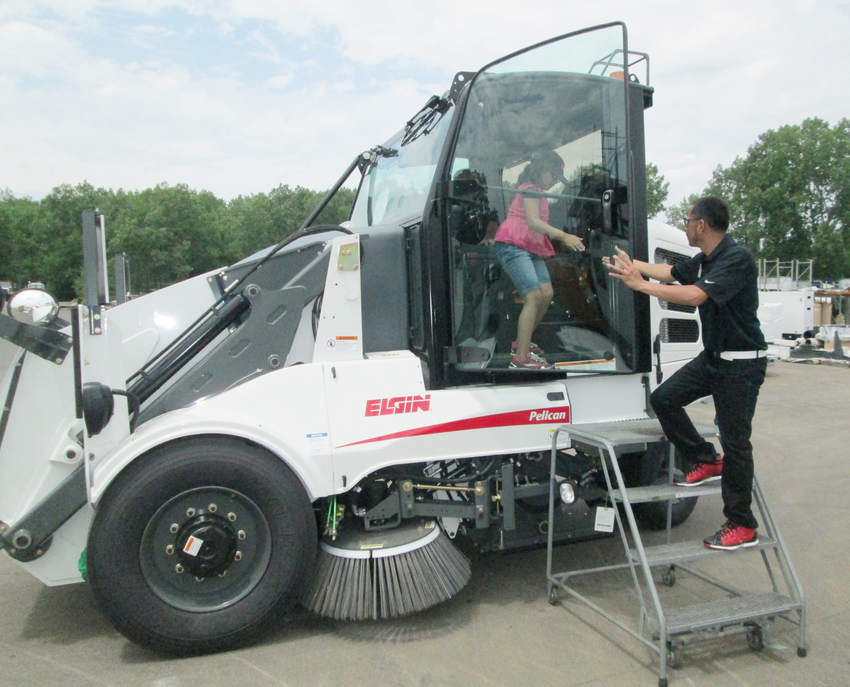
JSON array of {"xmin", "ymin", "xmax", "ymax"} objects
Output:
[{"xmin": 603, "ymin": 246, "xmax": 644, "ymax": 290}]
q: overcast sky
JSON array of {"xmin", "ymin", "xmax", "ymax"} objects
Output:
[{"xmin": 2, "ymin": 1, "xmax": 849, "ymax": 213}]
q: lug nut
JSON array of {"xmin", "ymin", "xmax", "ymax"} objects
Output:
[
  {"xmin": 208, "ymin": 503, "xmax": 217, "ymax": 513},
  {"xmin": 227, "ymin": 512, "xmax": 237, "ymax": 522},
  {"xmin": 175, "ymin": 563, "xmax": 184, "ymax": 574},
  {"xmin": 237, "ymin": 530, "xmax": 246, "ymax": 540},
  {"xmin": 165, "ymin": 544, "xmax": 175, "ymax": 555},
  {"xmin": 169, "ymin": 523, "xmax": 179, "ymax": 534},
  {"xmin": 195, "ymin": 576, "xmax": 204, "ymax": 583},
  {"xmin": 234, "ymin": 551, "xmax": 242, "ymax": 562},
  {"xmin": 185, "ymin": 508, "xmax": 196, "ymax": 517},
  {"xmin": 218, "ymin": 570, "xmax": 228, "ymax": 577}
]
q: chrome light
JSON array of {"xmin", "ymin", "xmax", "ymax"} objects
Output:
[
  {"xmin": 559, "ymin": 480, "xmax": 577, "ymax": 505},
  {"xmin": 9, "ymin": 288, "xmax": 59, "ymax": 326}
]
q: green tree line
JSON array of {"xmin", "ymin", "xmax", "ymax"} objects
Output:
[
  {"xmin": 663, "ymin": 117, "xmax": 850, "ymax": 281},
  {"xmin": 3, "ymin": 117, "xmax": 848, "ymax": 301},
  {"xmin": 1, "ymin": 162, "xmax": 670, "ymax": 301},
  {"xmin": 0, "ymin": 182, "xmax": 354, "ymax": 300}
]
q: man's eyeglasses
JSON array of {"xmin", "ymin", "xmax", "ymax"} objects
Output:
[{"xmin": 683, "ymin": 216, "xmax": 702, "ymax": 226}]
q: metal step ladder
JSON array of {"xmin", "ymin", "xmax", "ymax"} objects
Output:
[{"xmin": 545, "ymin": 418, "xmax": 806, "ymax": 687}]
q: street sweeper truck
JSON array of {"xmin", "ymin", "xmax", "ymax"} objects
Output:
[{"xmin": 0, "ymin": 22, "xmax": 705, "ymax": 653}]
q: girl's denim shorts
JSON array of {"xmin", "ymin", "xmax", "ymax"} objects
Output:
[{"xmin": 495, "ymin": 242, "xmax": 551, "ymax": 296}]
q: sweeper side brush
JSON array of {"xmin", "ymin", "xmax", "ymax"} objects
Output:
[{"xmin": 301, "ymin": 518, "xmax": 471, "ymax": 621}]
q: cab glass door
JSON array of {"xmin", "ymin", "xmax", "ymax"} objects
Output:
[{"xmin": 444, "ymin": 24, "xmax": 640, "ymax": 375}]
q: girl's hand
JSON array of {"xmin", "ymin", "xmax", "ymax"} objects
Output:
[{"xmin": 558, "ymin": 231, "xmax": 585, "ymax": 252}]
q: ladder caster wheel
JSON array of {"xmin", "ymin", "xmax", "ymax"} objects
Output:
[
  {"xmin": 666, "ymin": 643, "xmax": 681, "ymax": 669},
  {"xmin": 662, "ymin": 568, "xmax": 676, "ymax": 587},
  {"xmin": 746, "ymin": 626, "xmax": 764, "ymax": 652},
  {"xmin": 797, "ymin": 647, "xmax": 807, "ymax": 658},
  {"xmin": 548, "ymin": 587, "xmax": 560, "ymax": 606}
]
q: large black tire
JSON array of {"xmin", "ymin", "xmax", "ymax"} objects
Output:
[
  {"xmin": 633, "ymin": 470, "xmax": 698, "ymax": 530},
  {"xmin": 87, "ymin": 436, "xmax": 316, "ymax": 654}
]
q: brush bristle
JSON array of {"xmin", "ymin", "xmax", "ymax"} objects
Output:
[{"xmin": 301, "ymin": 522, "xmax": 471, "ymax": 621}]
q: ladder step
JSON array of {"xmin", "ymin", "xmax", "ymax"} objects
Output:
[
  {"xmin": 663, "ymin": 592, "xmax": 800, "ymax": 635},
  {"xmin": 630, "ymin": 536, "xmax": 777, "ymax": 566},
  {"xmin": 612, "ymin": 483, "xmax": 721, "ymax": 503}
]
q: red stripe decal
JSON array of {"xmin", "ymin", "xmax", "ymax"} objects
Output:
[{"xmin": 339, "ymin": 406, "xmax": 570, "ymax": 448}]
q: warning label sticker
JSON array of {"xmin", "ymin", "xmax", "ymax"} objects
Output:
[
  {"xmin": 307, "ymin": 432, "xmax": 330, "ymax": 454},
  {"xmin": 326, "ymin": 335, "xmax": 359, "ymax": 351},
  {"xmin": 182, "ymin": 535, "xmax": 203, "ymax": 557},
  {"xmin": 594, "ymin": 506, "xmax": 615, "ymax": 533}
]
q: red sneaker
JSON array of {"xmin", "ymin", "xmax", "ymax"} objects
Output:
[
  {"xmin": 511, "ymin": 341, "xmax": 551, "ymax": 367},
  {"xmin": 509, "ymin": 355, "xmax": 552, "ymax": 370},
  {"xmin": 704, "ymin": 521, "xmax": 759, "ymax": 550},
  {"xmin": 674, "ymin": 457, "xmax": 723, "ymax": 487},
  {"xmin": 511, "ymin": 341, "xmax": 548, "ymax": 363},
  {"xmin": 512, "ymin": 341, "xmax": 544, "ymax": 356}
]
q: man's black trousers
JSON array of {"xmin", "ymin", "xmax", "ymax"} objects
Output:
[{"xmin": 650, "ymin": 351, "xmax": 767, "ymax": 530}]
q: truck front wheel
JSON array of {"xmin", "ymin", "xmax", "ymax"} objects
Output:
[{"xmin": 87, "ymin": 437, "xmax": 316, "ymax": 654}]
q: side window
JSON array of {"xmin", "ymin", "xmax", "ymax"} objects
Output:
[
  {"xmin": 447, "ymin": 147, "xmax": 621, "ymax": 372},
  {"xmin": 350, "ymin": 106, "xmax": 453, "ymax": 229}
]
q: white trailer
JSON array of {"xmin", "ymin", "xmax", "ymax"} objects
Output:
[{"xmin": 757, "ymin": 287, "xmax": 816, "ymax": 342}]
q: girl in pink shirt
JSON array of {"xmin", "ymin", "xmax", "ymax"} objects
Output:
[{"xmin": 494, "ymin": 151, "xmax": 585, "ymax": 368}]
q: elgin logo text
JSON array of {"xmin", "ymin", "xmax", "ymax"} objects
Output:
[{"xmin": 365, "ymin": 395, "xmax": 431, "ymax": 416}]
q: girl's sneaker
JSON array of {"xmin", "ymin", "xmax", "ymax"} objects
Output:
[
  {"xmin": 511, "ymin": 341, "xmax": 548, "ymax": 363},
  {"xmin": 510, "ymin": 354, "xmax": 552, "ymax": 370},
  {"xmin": 512, "ymin": 341, "xmax": 544, "ymax": 355}
]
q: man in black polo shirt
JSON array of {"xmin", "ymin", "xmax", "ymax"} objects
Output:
[{"xmin": 605, "ymin": 196, "xmax": 767, "ymax": 551}]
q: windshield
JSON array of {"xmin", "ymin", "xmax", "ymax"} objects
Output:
[
  {"xmin": 350, "ymin": 101, "xmax": 453, "ymax": 227},
  {"xmin": 444, "ymin": 24, "xmax": 641, "ymax": 374}
]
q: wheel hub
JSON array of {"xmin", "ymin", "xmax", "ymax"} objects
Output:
[
  {"xmin": 175, "ymin": 514, "xmax": 237, "ymax": 577},
  {"xmin": 140, "ymin": 486, "xmax": 272, "ymax": 612}
]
